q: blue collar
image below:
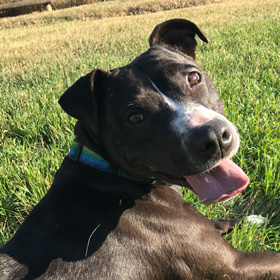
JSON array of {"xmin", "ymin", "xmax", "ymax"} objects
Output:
[{"xmin": 69, "ymin": 140, "xmax": 154, "ymax": 184}]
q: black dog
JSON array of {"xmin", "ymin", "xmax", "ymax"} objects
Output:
[{"xmin": 1, "ymin": 19, "xmax": 279, "ymax": 280}]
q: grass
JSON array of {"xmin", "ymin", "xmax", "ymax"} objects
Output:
[
  {"xmin": 0, "ymin": 0, "xmax": 280, "ymax": 252},
  {"xmin": 0, "ymin": 0, "xmax": 225, "ymax": 10},
  {"xmin": 0, "ymin": 0, "xmax": 228, "ymax": 28},
  {"xmin": 0, "ymin": 0, "xmax": 108, "ymax": 9}
]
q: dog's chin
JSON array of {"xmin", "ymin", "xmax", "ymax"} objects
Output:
[{"xmin": 140, "ymin": 158, "xmax": 249, "ymax": 205}]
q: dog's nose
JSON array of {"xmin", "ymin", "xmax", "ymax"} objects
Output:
[{"xmin": 188, "ymin": 119, "xmax": 235, "ymax": 159}]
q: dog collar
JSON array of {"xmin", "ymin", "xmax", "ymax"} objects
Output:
[{"xmin": 69, "ymin": 140, "xmax": 153, "ymax": 183}]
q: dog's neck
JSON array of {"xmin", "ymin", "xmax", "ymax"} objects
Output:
[
  {"xmin": 74, "ymin": 121, "xmax": 105, "ymax": 157},
  {"xmin": 69, "ymin": 139, "xmax": 154, "ymax": 184}
]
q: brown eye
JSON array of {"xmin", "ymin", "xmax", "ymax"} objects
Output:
[
  {"xmin": 187, "ymin": 72, "xmax": 200, "ymax": 86},
  {"xmin": 128, "ymin": 113, "xmax": 144, "ymax": 124}
]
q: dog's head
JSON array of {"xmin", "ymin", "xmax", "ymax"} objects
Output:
[{"xmin": 59, "ymin": 19, "xmax": 249, "ymax": 204}]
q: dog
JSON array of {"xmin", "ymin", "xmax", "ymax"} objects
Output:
[{"xmin": 1, "ymin": 19, "xmax": 279, "ymax": 280}]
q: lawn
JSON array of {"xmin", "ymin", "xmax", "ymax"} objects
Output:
[
  {"xmin": 0, "ymin": 0, "xmax": 279, "ymax": 252},
  {"xmin": 0, "ymin": 0, "xmax": 229, "ymax": 21}
]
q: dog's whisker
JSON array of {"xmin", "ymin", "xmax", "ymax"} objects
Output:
[{"xmin": 85, "ymin": 224, "xmax": 101, "ymax": 258}]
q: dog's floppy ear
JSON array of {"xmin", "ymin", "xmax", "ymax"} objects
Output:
[
  {"xmin": 149, "ymin": 19, "xmax": 208, "ymax": 59},
  {"xmin": 58, "ymin": 69, "xmax": 107, "ymax": 135}
]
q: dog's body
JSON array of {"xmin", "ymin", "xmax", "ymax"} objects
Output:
[{"xmin": 1, "ymin": 19, "xmax": 279, "ymax": 279}]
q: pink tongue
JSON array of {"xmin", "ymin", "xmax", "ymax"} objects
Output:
[{"xmin": 184, "ymin": 159, "xmax": 249, "ymax": 205}]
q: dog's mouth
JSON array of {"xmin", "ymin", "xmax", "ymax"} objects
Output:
[
  {"xmin": 151, "ymin": 158, "xmax": 249, "ymax": 205},
  {"xmin": 184, "ymin": 159, "xmax": 249, "ymax": 205}
]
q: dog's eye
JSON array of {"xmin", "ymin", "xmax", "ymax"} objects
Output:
[
  {"xmin": 187, "ymin": 72, "xmax": 200, "ymax": 86},
  {"xmin": 128, "ymin": 113, "xmax": 144, "ymax": 124}
]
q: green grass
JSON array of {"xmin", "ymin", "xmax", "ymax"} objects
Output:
[{"xmin": 0, "ymin": 0, "xmax": 280, "ymax": 252}]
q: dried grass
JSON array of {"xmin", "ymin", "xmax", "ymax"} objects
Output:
[{"xmin": 0, "ymin": 0, "xmax": 229, "ymax": 19}]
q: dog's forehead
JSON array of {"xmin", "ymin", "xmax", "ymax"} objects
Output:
[
  {"xmin": 130, "ymin": 46, "xmax": 200, "ymax": 73},
  {"xmin": 105, "ymin": 67, "xmax": 163, "ymax": 111},
  {"xmin": 105, "ymin": 46, "xmax": 223, "ymax": 116},
  {"xmin": 106, "ymin": 47, "xmax": 201, "ymax": 101}
]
